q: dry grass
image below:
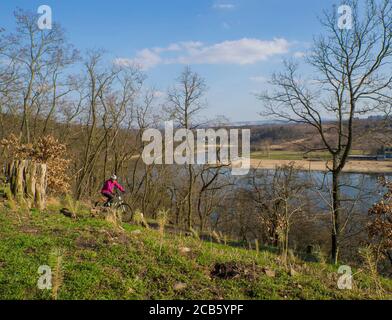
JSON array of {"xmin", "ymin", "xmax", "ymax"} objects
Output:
[
  {"xmin": 63, "ymin": 194, "xmax": 80, "ymax": 219},
  {"xmin": 49, "ymin": 248, "xmax": 65, "ymax": 300},
  {"xmin": 132, "ymin": 209, "xmax": 148, "ymax": 228},
  {"xmin": 157, "ymin": 209, "xmax": 169, "ymax": 256},
  {"xmin": 359, "ymin": 246, "xmax": 385, "ymax": 297},
  {"xmin": 105, "ymin": 209, "xmax": 124, "ymax": 232}
]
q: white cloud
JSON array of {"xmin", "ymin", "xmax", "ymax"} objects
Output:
[
  {"xmin": 179, "ymin": 41, "xmax": 204, "ymax": 51},
  {"xmin": 177, "ymin": 38, "xmax": 290, "ymax": 65},
  {"xmin": 116, "ymin": 38, "xmax": 291, "ymax": 70},
  {"xmin": 153, "ymin": 43, "xmax": 182, "ymax": 53},
  {"xmin": 153, "ymin": 90, "xmax": 166, "ymax": 98},
  {"xmin": 293, "ymin": 51, "xmax": 306, "ymax": 58},
  {"xmin": 213, "ymin": 3, "xmax": 236, "ymax": 10},
  {"xmin": 115, "ymin": 48, "xmax": 162, "ymax": 70}
]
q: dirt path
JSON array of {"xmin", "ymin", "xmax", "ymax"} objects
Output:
[{"xmin": 249, "ymin": 159, "xmax": 392, "ymax": 174}]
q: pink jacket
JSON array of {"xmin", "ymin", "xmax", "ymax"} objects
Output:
[{"xmin": 101, "ymin": 179, "xmax": 125, "ymax": 195}]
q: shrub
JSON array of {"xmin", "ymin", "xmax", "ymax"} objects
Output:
[
  {"xmin": 1, "ymin": 134, "xmax": 70, "ymax": 194},
  {"xmin": 367, "ymin": 177, "xmax": 392, "ymax": 266}
]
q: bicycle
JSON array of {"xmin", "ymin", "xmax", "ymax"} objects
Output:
[{"xmin": 94, "ymin": 191, "xmax": 134, "ymax": 222}]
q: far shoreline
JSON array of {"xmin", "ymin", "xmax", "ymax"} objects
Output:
[{"xmin": 248, "ymin": 159, "xmax": 392, "ymax": 174}]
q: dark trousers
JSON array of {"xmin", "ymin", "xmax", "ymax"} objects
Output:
[{"xmin": 102, "ymin": 192, "xmax": 114, "ymax": 207}]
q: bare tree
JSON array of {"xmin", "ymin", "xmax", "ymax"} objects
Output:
[
  {"xmin": 74, "ymin": 50, "xmax": 118, "ymax": 198},
  {"xmin": 0, "ymin": 28, "xmax": 19, "ymax": 138},
  {"xmin": 195, "ymin": 165, "xmax": 232, "ymax": 232},
  {"xmin": 165, "ymin": 66, "xmax": 207, "ymax": 230},
  {"xmin": 250, "ymin": 164, "xmax": 308, "ymax": 262},
  {"xmin": 2, "ymin": 9, "xmax": 77, "ymax": 143},
  {"xmin": 72, "ymin": 52, "xmax": 145, "ymax": 199},
  {"xmin": 41, "ymin": 46, "xmax": 79, "ymax": 135},
  {"xmin": 258, "ymin": 0, "xmax": 392, "ymax": 263}
]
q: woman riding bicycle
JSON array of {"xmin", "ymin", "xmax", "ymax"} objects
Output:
[{"xmin": 101, "ymin": 174, "xmax": 125, "ymax": 207}]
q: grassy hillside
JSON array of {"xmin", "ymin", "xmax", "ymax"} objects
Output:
[{"xmin": 0, "ymin": 202, "xmax": 391, "ymax": 300}]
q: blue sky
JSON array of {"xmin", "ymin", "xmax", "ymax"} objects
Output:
[{"xmin": 0, "ymin": 0, "xmax": 338, "ymax": 121}]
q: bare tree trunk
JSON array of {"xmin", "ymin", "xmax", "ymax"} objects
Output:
[
  {"xmin": 7, "ymin": 160, "xmax": 47, "ymax": 210},
  {"xmin": 331, "ymin": 170, "xmax": 341, "ymax": 264},
  {"xmin": 187, "ymin": 164, "xmax": 193, "ymax": 230},
  {"xmin": 25, "ymin": 161, "xmax": 37, "ymax": 207},
  {"xmin": 9, "ymin": 160, "xmax": 26, "ymax": 199},
  {"xmin": 35, "ymin": 163, "xmax": 47, "ymax": 210},
  {"xmin": 197, "ymin": 195, "xmax": 204, "ymax": 233}
]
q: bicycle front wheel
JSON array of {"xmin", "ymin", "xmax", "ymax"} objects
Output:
[{"xmin": 118, "ymin": 203, "xmax": 133, "ymax": 222}]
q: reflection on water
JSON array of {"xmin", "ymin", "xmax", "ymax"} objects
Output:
[{"xmin": 237, "ymin": 170, "xmax": 391, "ymax": 214}]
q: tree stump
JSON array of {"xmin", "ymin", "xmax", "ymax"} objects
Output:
[
  {"xmin": 25, "ymin": 161, "xmax": 37, "ymax": 207},
  {"xmin": 7, "ymin": 160, "xmax": 47, "ymax": 210}
]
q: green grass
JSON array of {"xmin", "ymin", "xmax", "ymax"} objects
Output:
[
  {"xmin": 0, "ymin": 204, "xmax": 391, "ymax": 300},
  {"xmin": 251, "ymin": 150, "xmax": 366, "ymax": 161}
]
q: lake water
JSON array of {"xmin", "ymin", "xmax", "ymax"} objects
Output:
[{"xmin": 236, "ymin": 170, "xmax": 392, "ymax": 213}]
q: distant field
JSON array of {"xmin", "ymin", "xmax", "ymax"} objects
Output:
[
  {"xmin": 251, "ymin": 150, "xmax": 366, "ymax": 161},
  {"xmin": 246, "ymin": 150, "xmax": 392, "ymax": 173}
]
